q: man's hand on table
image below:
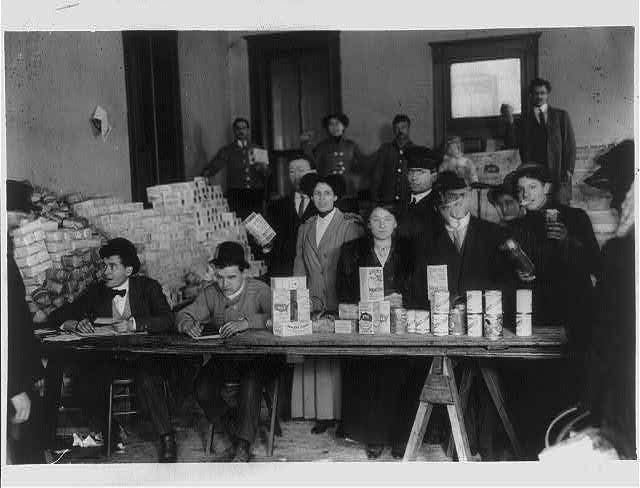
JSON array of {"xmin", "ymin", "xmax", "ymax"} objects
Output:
[
  {"xmin": 219, "ymin": 318, "xmax": 249, "ymax": 338},
  {"xmin": 179, "ymin": 320, "xmax": 203, "ymax": 339},
  {"xmin": 76, "ymin": 318, "xmax": 95, "ymax": 334}
]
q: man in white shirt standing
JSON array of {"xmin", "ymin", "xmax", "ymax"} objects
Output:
[
  {"xmin": 264, "ymin": 155, "xmax": 318, "ymax": 277},
  {"xmin": 519, "ymin": 78, "xmax": 576, "ymax": 205}
]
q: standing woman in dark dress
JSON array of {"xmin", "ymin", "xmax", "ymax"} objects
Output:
[{"xmin": 337, "ymin": 204, "xmax": 418, "ymax": 459}]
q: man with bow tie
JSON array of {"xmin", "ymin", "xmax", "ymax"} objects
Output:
[
  {"xmin": 519, "ymin": 78, "xmax": 576, "ymax": 205},
  {"xmin": 45, "ymin": 238, "xmax": 177, "ymax": 462},
  {"xmin": 202, "ymin": 117, "xmax": 270, "ymax": 219}
]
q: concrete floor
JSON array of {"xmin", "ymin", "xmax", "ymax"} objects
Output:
[{"xmin": 50, "ymin": 398, "xmax": 453, "ymax": 464}]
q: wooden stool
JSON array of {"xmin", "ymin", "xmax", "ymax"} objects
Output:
[
  {"xmin": 107, "ymin": 378, "xmax": 138, "ymax": 457},
  {"xmin": 206, "ymin": 375, "xmax": 282, "ymax": 457}
]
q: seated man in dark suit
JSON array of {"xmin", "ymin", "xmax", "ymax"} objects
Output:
[
  {"xmin": 263, "ymin": 154, "xmax": 318, "ymax": 277},
  {"xmin": 408, "ymin": 171, "xmax": 513, "ymax": 460},
  {"xmin": 45, "ymin": 238, "xmax": 177, "ymax": 462}
]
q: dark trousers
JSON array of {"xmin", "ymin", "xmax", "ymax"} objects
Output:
[
  {"xmin": 194, "ymin": 359, "xmax": 278, "ymax": 445},
  {"xmin": 44, "ymin": 355, "xmax": 173, "ymax": 442},
  {"xmin": 6, "ymin": 391, "xmax": 45, "ymax": 464}
]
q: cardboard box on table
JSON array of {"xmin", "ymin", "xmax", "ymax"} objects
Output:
[
  {"xmin": 272, "ymin": 287, "xmax": 312, "ymax": 337},
  {"xmin": 358, "ymin": 301, "xmax": 391, "ymax": 334}
]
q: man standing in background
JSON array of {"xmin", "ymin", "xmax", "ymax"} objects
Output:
[
  {"xmin": 202, "ymin": 117, "xmax": 270, "ymax": 219},
  {"xmin": 519, "ymin": 78, "xmax": 576, "ymax": 205}
]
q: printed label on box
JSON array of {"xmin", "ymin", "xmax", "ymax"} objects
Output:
[{"xmin": 359, "ymin": 267, "xmax": 384, "ymax": 302}]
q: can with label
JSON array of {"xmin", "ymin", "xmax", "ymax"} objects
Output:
[
  {"xmin": 466, "ymin": 290, "xmax": 483, "ymax": 314},
  {"xmin": 449, "ymin": 303, "xmax": 466, "ymax": 335},
  {"xmin": 483, "ymin": 314, "xmax": 503, "ymax": 340},
  {"xmin": 484, "ymin": 290, "xmax": 503, "ymax": 315},
  {"xmin": 516, "ymin": 289, "xmax": 533, "ymax": 314},
  {"xmin": 467, "ymin": 314, "xmax": 483, "ymax": 337},
  {"xmin": 432, "ymin": 291, "xmax": 450, "ymax": 315},
  {"xmin": 415, "ymin": 310, "xmax": 430, "ymax": 335},
  {"xmin": 516, "ymin": 313, "xmax": 532, "ymax": 336},
  {"xmin": 431, "ymin": 313, "xmax": 449, "ymax": 336},
  {"xmin": 392, "ymin": 308, "xmax": 407, "ymax": 334},
  {"xmin": 406, "ymin": 309, "xmax": 417, "ymax": 334}
]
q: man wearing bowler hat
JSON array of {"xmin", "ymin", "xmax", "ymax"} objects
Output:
[
  {"xmin": 396, "ymin": 145, "xmax": 442, "ymax": 241},
  {"xmin": 175, "ymin": 241, "xmax": 275, "ymax": 462},
  {"xmin": 46, "ymin": 238, "xmax": 177, "ymax": 462},
  {"xmin": 311, "ymin": 112, "xmax": 364, "ymax": 202}
]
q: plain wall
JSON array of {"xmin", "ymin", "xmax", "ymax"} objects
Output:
[
  {"xmin": 178, "ymin": 31, "xmax": 233, "ymax": 184},
  {"xmin": 228, "ymin": 28, "xmax": 635, "ymax": 154},
  {"xmin": 4, "ymin": 31, "xmax": 132, "ymax": 200}
]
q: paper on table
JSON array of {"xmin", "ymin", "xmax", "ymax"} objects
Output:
[
  {"xmin": 42, "ymin": 334, "xmax": 84, "ymax": 342},
  {"xmin": 193, "ymin": 333, "xmax": 221, "ymax": 341},
  {"xmin": 77, "ymin": 328, "xmax": 146, "ymax": 337},
  {"xmin": 427, "ymin": 265, "xmax": 449, "ymax": 303}
]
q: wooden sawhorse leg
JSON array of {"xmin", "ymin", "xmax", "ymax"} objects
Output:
[{"xmin": 403, "ymin": 356, "xmax": 472, "ymax": 462}]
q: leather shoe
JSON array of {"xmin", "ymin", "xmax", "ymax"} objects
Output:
[
  {"xmin": 391, "ymin": 444, "xmax": 405, "ymax": 459},
  {"xmin": 232, "ymin": 440, "xmax": 251, "ymax": 462},
  {"xmin": 311, "ymin": 419, "xmax": 334, "ymax": 434},
  {"xmin": 365, "ymin": 444, "xmax": 383, "ymax": 459},
  {"xmin": 159, "ymin": 433, "xmax": 177, "ymax": 463}
]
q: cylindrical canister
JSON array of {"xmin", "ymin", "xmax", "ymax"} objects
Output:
[
  {"xmin": 432, "ymin": 291, "xmax": 450, "ymax": 315},
  {"xmin": 431, "ymin": 313, "xmax": 449, "ymax": 336},
  {"xmin": 406, "ymin": 309, "xmax": 416, "ymax": 334},
  {"xmin": 466, "ymin": 290, "xmax": 483, "ymax": 314},
  {"xmin": 483, "ymin": 314, "xmax": 503, "ymax": 340},
  {"xmin": 449, "ymin": 303, "xmax": 466, "ymax": 335},
  {"xmin": 392, "ymin": 308, "xmax": 407, "ymax": 334},
  {"xmin": 516, "ymin": 313, "xmax": 532, "ymax": 336},
  {"xmin": 415, "ymin": 310, "xmax": 430, "ymax": 335},
  {"xmin": 516, "ymin": 289, "xmax": 533, "ymax": 314},
  {"xmin": 484, "ymin": 290, "xmax": 503, "ymax": 315},
  {"xmin": 467, "ymin": 314, "xmax": 483, "ymax": 337}
]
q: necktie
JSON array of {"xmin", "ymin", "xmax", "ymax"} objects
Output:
[
  {"xmin": 110, "ymin": 289, "xmax": 127, "ymax": 298},
  {"xmin": 453, "ymin": 228, "xmax": 463, "ymax": 252},
  {"xmin": 297, "ymin": 195, "xmax": 305, "ymax": 218},
  {"xmin": 539, "ymin": 111, "xmax": 547, "ymax": 131}
]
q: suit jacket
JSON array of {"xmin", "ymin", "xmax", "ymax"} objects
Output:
[
  {"xmin": 520, "ymin": 106, "xmax": 576, "ymax": 185},
  {"xmin": 265, "ymin": 193, "xmax": 317, "ymax": 277},
  {"xmin": 293, "ymin": 208, "xmax": 365, "ymax": 313},
  {"xmin": 6, "ymin": 256, "xmax": 41, "ymax": 399},
  {"xmin": 372, "ymin": 140, "xmax": 414, "ymax": 203},
  {"xmin": 313, "ymin": 137, "xmax": 364, "ymax": 197},
  {"xmin": 408, "ymin": 215, "xmax": 512, "ymax": 309},
  {"xmin": 397, "ymin": 191, "xmax": 440, "ymax": 242},
  {"xmin": 47, "ymin": 276, "xmax": 173, "ymax": 333},
  {"xmin": 337, "ymin": 235, "xmax": 414, "ymax": 303},
  {"xmin": 205, "ymin": 141, "xmax": 268, "ymax": 190}
]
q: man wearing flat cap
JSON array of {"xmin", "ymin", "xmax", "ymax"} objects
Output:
[
  {"xmin": 396, "ymin": 145, "xmax": 441, "ymax": 241},
  {"xmin": 175, "ymin": 241, "xmax": 275, "ymax": 462},
  {"xmin": 372, "ymin": 114, "xmax": 416, "ymax": 204},
  {"xmin": 311, "ymin": 112, "xmax": 364, "ymax": 202},
  {"xmin": 408, "ymin": 171, "xmax": 513, "ymax": 459},
  {"xmin": 45, "ymin": 238, "xmax": 177, "ymax": 461}
]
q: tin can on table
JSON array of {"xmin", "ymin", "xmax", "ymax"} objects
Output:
[
  {"xmin": 483, "ymin": 314, "xmax": 503, "ymax": 340},
  {"xmin": 432, "ymin": 291, "xmax": 450, "ymax": 315},
  {"xmin": 448, "ymin": 303, "xmax": 466, "ymax": 335},
  {"xmin": 406, "ymin": 309, "xmax": 417, "ymax": 334},
  {"xmin": 516, "ymin": 313, "xmax": 532, "ymax": 336},
  {"xmin": 466, "ymin": 290, "xmax": 483, "ymax": 314},
  {"xmin": 484, "ymin": 290, "xmax": 503, "ymax": 315},
  {"xmin": 516, "ymin": 289, "xmax": 533, "ymax": 314},
  {"xmin": 467, "ymin": 314, "xmax": 483, "ymax": 337},
  {"xmin": 415, "ymin": 310, "xmax": 430, "ymax": 335},
  {"xmin": 432, "ymin": 313, "xmax": 449, "ymax": 336},
  {"xmin": 392, "ymin": 308, "xmax": 407, "ymax": 334}
]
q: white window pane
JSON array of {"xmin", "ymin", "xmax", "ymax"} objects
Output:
[{"xmin": 450, "ymin": 58, "xmax": 521, "ymax": 118}]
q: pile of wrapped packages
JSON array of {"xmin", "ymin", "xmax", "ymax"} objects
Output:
[{"xmin": 9, "ymin": 177, "xmax": 267, "ymax": 320}]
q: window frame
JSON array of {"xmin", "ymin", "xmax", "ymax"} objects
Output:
[{"xmin": 430, "ymin": 33, "xmax": 541, "ymax": 150}]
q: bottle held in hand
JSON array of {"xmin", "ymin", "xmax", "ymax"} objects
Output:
[{"xmin": 501, "ymin": 238, "xmax": 536, "ymax": 277}]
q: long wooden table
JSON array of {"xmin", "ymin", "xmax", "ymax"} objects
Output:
[{"xmin": 40, "ymin": 326, "xmax": 567, "ymax": 461}]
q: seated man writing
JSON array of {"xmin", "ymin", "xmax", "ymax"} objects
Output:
[
  {"xmin": 175, "ymin": 241, "xmax": 275, "ymax": 462},
  {"xmin": 45, "ymin": 238, "xmax": 177, "ymax": 462}
]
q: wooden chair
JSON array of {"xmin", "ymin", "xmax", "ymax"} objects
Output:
[
  {"xmin": 107, "ymin": 378, "xmax": 139, "ymax": 457},
  {"xmin": 207, "ymin": 375, "xmax": 282, "ymax": 457}
]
